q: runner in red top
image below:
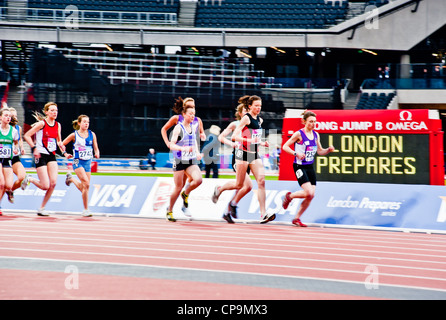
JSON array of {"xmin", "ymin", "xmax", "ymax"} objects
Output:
[{"xmin": 23, "ymin": 102, "xmax": 70, "ymax": 216}]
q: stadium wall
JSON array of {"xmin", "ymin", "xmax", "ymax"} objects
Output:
[
  {"xmin": 3, "ymin": 175, "xmax": 446, "ymax": 233},
  {"xmin": 0, "ymin": 0, "xmax": 444, "ymax": 50}
]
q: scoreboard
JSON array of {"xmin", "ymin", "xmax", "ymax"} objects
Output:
[{"xmin": 279, "ymin": 109, "xmax": 444, "ymax": 185}]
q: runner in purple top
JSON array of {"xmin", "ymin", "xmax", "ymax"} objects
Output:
[{"xmin": 281, "ymin": 111, "xmax": 335, "ymax": 227}]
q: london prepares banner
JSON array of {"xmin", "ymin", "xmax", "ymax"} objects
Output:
[
  {"xmin": 279, "ymin": 109, "xmax": 444, "ymax": 185},
  {"xmin": 3, "ymin": 176, "xmax": 446, "ymax": 233}
]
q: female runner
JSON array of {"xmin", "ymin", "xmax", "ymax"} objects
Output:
[
  {"xmin": 62, "ymin": 115, "xmax": 100, "ymax": 217},
  {"xmin": 281, "ymin": 110, "xmax": 335, "ymax": 227},
  {"xmin": 231, "ymin": 95, "xmax": 275, "ymax": 224},
  {"xmin": 5, "ymin": 107, "xmax": 26, "ymax": 203},
  {"xmin": 166, "ymin": 102, "xmax": 203, "ymax": 222},
  {"xmin": 211, "ymin": 103, "xmax": 252, "ymax": 223},
  {"xmin": 22, "ymin": 102, "xmax": 68, "ymax": 216},
  {"xmin": 0, "ymin": 108, "xmax": 19, "ymax": 215},
  {"xmin": 161, "ymin": 97, "xmax": 205, "ymax": 192}
]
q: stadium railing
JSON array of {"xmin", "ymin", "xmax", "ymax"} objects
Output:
[{"xmin": 0, "ymin": 6, "xmax": 177, "ymax": 25}]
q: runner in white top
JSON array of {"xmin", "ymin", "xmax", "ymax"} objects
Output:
[{"xmin": 62, "ymin": 115, "xmax": 100, "ymax": 217}]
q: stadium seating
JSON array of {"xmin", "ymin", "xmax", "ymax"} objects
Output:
[
  {"xmin": 6, "ymin": 0, "xmax": 351, "ymax": 28},
  {"xmin": 0, "ymin": 69, "xmax": 10, "ymax": 107},
  {"xmin": 24, "ymin": 0, "xmax": 179, "ymax": 24},
  {"xmin": 27, "ymin": 0, "xmax": 179, "ymax": 13},
  {"xmin": 26, "ymin": 47, "xmax": 285, "ymax": 155},
  {"xmin": 355, "ymin": 91, "xmax": 395, "ymax": 109},
  {"xmin": 57, "ymin": 47, "xmax": 282, "ymax": 90},
  {"xmin": 195, "ymin": 0, "xmax": 348, "ymax": 29}
]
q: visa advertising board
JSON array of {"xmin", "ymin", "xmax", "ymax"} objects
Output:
[{"xmin": 3, "ymin": 176, "xmax": 446, "ymax": 233}]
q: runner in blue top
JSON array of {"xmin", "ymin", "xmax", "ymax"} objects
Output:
[
  {"xmin": 62, "ymin": 115, "xmax": 100, "ymax": 217},
  {"xmin": 281, "ymin": 111, "xmax": 335, "ymax": 227}
]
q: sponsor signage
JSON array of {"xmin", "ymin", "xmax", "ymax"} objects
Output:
[
  {"xmin": 279, "ymin": 109, "xmax": 444, "ymax": 185},
  {"xmin": 3, "ymin": 175, "xmax": 156, "ymax": 214},
  {"xmin": 3, "ymin": 176, "xmax": 446, "ymax": 232},
  {"xmin": 234, "ymin": 180, "xmax": 446, "ymax": 232}
]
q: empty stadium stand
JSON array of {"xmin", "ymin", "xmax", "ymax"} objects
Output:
[
  {"xmin": 56, "ymin": 47, "xmax": 282, "ymax": 90},
  {"xmin": 195, "ymin": 0, "xmax": 349, "ymax": 29},
  {"xmin": 1, "ymin": 0, "xmax": 351, "ymax": 28},
  {"xmin": 355, "ymin": 91, "xmax": 396, "ymax": 109},
  {"xmin": 0, "ymin": 69, "xmax": 10, "ymax": 107},
  {"xmin": 28, "ymin": 0, "xmax": 179, "ymax": 12},
  {"xmin": 24, "ymin": 47, "xmax": 286, "ymax": 155},
  {"xmin": 2, "ymin": 0, "xmax": 179, "ymax": 25}
]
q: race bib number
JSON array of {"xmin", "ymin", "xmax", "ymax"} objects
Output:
[
  {"xmin": 78, "ymin": 146, "xmax": 93, "ymax": 160},
  {"xmin": 296, "ymin": 169, "xmax": 304, "ymax": 179},
  {"xmin": 47, "ymin": 138, "xmax": 57, "ymax": 152},
  {"xmin": 251, "ymin": 129, "xmax": 262, "ymax": 144},
  {"xmin": 0, "ymin": 144, "xmax": 12, "ymax": 158},
  {"xmin": 181, "ymin": 149, "xmax": 196, "ymax": 160},
  {"xmin": 305, "ymin": 146, "xmax": 317, "ymax": 162}
]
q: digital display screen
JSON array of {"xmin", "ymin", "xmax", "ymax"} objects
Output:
[{"xmin": 316, "ymin": 134, "xmax": 430, "ymax": 184}]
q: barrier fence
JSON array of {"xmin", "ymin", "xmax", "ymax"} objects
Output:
[{"xmin": 4, "ymin": 175, "xmax": 446, "ymax": 233}]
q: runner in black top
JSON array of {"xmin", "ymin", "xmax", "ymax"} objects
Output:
[{"xmin": 231, "ymin": 95, "xmax": 275, "ymax": 224}]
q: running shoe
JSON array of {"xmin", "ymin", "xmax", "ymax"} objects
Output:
[
  {"xmin": 222, "ymin": 212, "xmax": 234, "ymax": 224},
  {"xmin": 37, "ymin": 208, "xmax": 50, "ymax": 217},
  {"xmin": 282, "ymin": 191, "xmax": 292, "ymax": 209},
  {"xmin": 166, "ymin": 208, "xmax": 176, "ymax": 222},
  {"xmin": 21, "ymin": 174, "xmax": 30, "ymax": 190},
  {"xmin": 260, "ymin": 211, "xmax": 276, "ymax": 224},
  {"xmin": 6, "ymin": 190, "xmax": 14, "ymax": 204},
  {"xmin": 65, "ymin": 172, "xmax": 72, "ymax": 186},
  {"xmin": 211, "ymin": 186, "xmax": 220, "ymax": 203},
  {"xmin": 181, "ymin": 191, "xmax": 189, "ymax": 208},
  {"xmin": 181, "ymin": 205, "xmax": 191, "ymax": 217},
  {"xmin": 228, "ymin": 202, "xmax": 237, "ymax": 218},
  {"xmin": 292, "ymin": 218, "xmax": 307, "ymax": 227},
  {"xmin": 82, "ymin": 209, "xmax": 92, "ymax": 217}
]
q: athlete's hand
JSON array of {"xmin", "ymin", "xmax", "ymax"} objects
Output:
[
  {"xmin": 33, "ymin": 149, "xmax": 41, "ymax": 159},
  {"xmin": 296, "ymin": 152, "xmax": 305, "ymax": 160}
]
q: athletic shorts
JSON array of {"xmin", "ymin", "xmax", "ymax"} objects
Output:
[
  {"xmin": 293, "ymin": 163, "xmax": 317, "ymax": 186},
  {"xmin": 73, "ymin": 158, "xmax": 92, "ymax": 173},
  {"xmin": 173, "ymin": 158, "xmax": 199, "ymax": 172},
  {"xmin": 12, "ymin": 155, "xmax": 22, "ymax": 166},
  {"xmin": 232, "ymin": 150, "xmax": 251, "ymax": 175},
  {"xmin": 34, "ymin": 153, "xmax": 57, "ymax": 168},
  {"xmin": 234, "ymin": 149, "xmax": 260, "ymax": 164},
  {"xmin": 0, "ymin": 158, "xmax": 12, "ymax": 168}
]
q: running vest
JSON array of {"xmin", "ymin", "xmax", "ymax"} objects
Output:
[
  {"xmin": 294, "ymin": 129, "xmax": 318, "ymax": 165},
  {"xmin": 73, "ymin": 130, "xmax": 94, "ymax": 160},
  {"xmin": 232, "ymin": 120, "xmax": 242, "ymax": 151},
  {"xmin": 13, "ymin": 124, "xmax": 21, "ymax": 156},
  {"xmin": 173, "ymin": 120, "xmax": 199, "ymax": 161},
  {"xmin": 0, "ymin": 125, "xmax": 14, "ymax": 159},
  {"xmin": 241, "ymin": 113, "xmax": 262, "ymax": 153},
  {"xmin": 35, "ymin": 120, "xmax": 60, "ymax": 155}
]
